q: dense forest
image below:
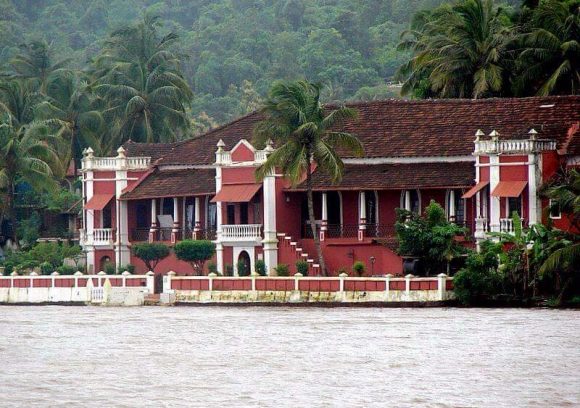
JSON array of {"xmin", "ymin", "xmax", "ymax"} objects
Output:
[{"xmin": 1, "ymin": 0, "xmax": 521, "ymax": 124}]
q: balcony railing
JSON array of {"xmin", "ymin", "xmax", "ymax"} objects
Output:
[
  {"xmin": 132, "ymin": 228, "xmax": 150, "ymax": 242},
  {"xmin": 474, "ymin": 139, "xmax": 557, "ymax": 155},
  {"xmin": 80, "ymin": 228, "xmax": 115, "ymax": 245},
  {"xmin": 499, "ymin": 218, "xmax": 527, "ymax": 233},
  {"xmin": 221, "ymin": 224, "xmax": 262, "ymax": 241}
]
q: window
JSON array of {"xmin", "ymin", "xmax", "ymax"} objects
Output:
[
  {"xmin": 240, "ymin": 202, "xmax": 249, "ymax": 224},
  {"xmin": 102, "ymin": 204, "xmax": 112, "ymax": 228},
  {"xmin": 227, "ymin": 204, "xmax": 236, "ymax": 224},
  {"xmin": 549, "ymin": 199, "xmax": 561, "ymax": 219},
  {"xmin": 365, "ymin": 191, "xmax": 378, "ymax": 225},
  {"xmin": 400, "ymin": 190, "xmax": 421, "ymax": 214},
  {"xmin": 136, "ymin": 202, "xmax": 148, "ymax": 228},
  {"xmin": 162, "ymin": 197, "xmax": 173, "ymax": 215},
  {"xmin": 446, "ymin": 189, "xmax": 465, "ymax": 224},
  {"xmin": 208, "ymin": 202, "xmax": 217, "ymax": 229},
  {"xmin": 507, "ymin": 197, "xmax": 522, "ymax": 218}
]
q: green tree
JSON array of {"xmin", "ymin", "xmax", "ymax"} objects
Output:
[
  {"xmin": 515, "ymin": 0, "xmax": 580, "ymax": 96},
  {"xmin": 132, "ymin": 242, "xmax": 170, "ymax": 272},
  {"xmin": 254, "ymin": 80, "xmax": 363, "ymax": 275},
  {"xmin": 93, "ymin": 14, "xmax": 193, "ymax": 144},
  {"xmin": 174, "ymin": 240, "xmax": 215, "ymax": 275},
  {"xmin": 0, "ymin": 110, "xmax": 61, "ymax": 244},
  {"xmin": 9, "ymin": 40, "xmax": 70, "ymax": 94},
  {"xmin": 398, "ymin": 0, "xmax": 513, "ymax": 98},
  {"xmin": 35, "ymin": 70, "xmax": 105, "ymax": 171}
]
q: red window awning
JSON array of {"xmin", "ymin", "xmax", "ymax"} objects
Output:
[
  {"xmin": 85, "ymin": 193, "xmax": 114, "ymax": 210},
  {"xmin": 491, "ymin": 181, "xmax": 527, "ymax": 197},
  {"xmin": 211, "ymin": 184, "xmax": 261, "ymax": 203},
  {"xmin": 462, "ymin": 181, "xmax": 489, "ymax": 199}
]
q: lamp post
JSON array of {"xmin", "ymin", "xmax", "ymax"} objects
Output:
[{"xmin": 370, "ymin": 256, "xmax": 376, "ymax": 276}]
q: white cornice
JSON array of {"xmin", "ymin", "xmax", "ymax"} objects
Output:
[{"xmin": 343, "ymin": 156, "xmax": 474, "ymax": 164}]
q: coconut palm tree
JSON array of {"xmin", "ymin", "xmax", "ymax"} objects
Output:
[
  {"xmin": 0, "ymin": 110, "xmax": 62, "ymax": 245},
  {"xmin": 93, "ymin": 15, "xmax": 193, "ymax": 144},
  {"xmin": 515, "ymin": 0, "xmax": 580, "ymax": 96},
  {"xmin": 8, "ymin": 40, "xmax": 71, "ymax": 95},
  {"xmin": 254, "ymin": 80, "xmax": 363, "ymax": 276},
  {"xmin": 34, "ymin": 70, "xmax": 105, "ymax": 172},
  {"xmin": 397, "ymin": 0, "xmax": 513, "ymax": 98}
]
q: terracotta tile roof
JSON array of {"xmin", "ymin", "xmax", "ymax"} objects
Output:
[
  {"xmin": 120, "ymin": 168, "xmax": 215, "ymax": 200},
  {"xmin": 123, "ymin": 140, "xmax": 186, "ymax": 162},
  {"xmin": 155, "ymin": 96, "xmax": 579, "ymax": 165},
  {"xmin": 286, "ymin": 162, "xmax": 475, "ymax": 191}
]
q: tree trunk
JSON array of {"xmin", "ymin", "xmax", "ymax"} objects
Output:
[
  {"xmin": 306, "ymin": 162, "xmax": 326, "ymax": 276},
  {"xmin": 6, "ymin": 179, "xmax": 18, "ymax": 247}
]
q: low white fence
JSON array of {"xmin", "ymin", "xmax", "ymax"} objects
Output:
[{"xmin": 0, "ymin": 271, "xmax": 155, "ymax": 305}]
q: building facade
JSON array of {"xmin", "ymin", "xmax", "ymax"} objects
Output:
[{"xmin": 79, "ymin": 96, "xmax": 580, "ymax": 275}]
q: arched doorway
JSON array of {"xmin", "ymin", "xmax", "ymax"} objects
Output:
[
  {"xmin": 99, "ymin": 256, "xmax": 111, "ymax": 273},
  {"xmin": 237, "ymin": 251, "xmax": 251, "ymax": 276}
]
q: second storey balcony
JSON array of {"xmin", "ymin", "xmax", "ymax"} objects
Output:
[
  {"xmin": 80, "ymin": 228, "xmax": 115, "ymax": 246},
  {"xmin": 220, "ymin": 224, "xmax": 262, "ymax": 242}
]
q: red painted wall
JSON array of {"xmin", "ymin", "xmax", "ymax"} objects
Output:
[
  {"xmin": 222, "ymin": 167, "xmax": 258, "ymax": 184},
  {"xmin": 231, "ymin": 142, "xmax": 255, "ymax": 162}
]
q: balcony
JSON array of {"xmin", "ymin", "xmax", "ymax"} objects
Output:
[
  {"xmin": 80, "ymin": 228, "xmax": 115, "ymax": 245},
  {"xmin": 221, "ymin": 224, "xmax": 262, "ymax": 242}
]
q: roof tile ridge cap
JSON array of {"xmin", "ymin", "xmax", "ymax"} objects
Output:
[{"xmin": 120, "ymin": 165, "xmax": 159, "ymax": 197}]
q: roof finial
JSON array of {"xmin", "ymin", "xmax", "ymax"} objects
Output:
[
  {"xmin": 265, "ymin": 138, "xmax": 274, "ymax": 152},
  {"xmin": 489, "ymin": 130, "xmax": 499, "ymax": 141},
  {"xmin": 475, "ymin": 129, "xmax": 484, "ymax": 142},
  {"xmin": 85, "ymin": 147, "xmax": 94, "ymax": 159},
  {"xmin": 216, "ymin": 139, "xmax": 225, "ymax": 152},
  {"xmin": 116, "ymin": 146, "xmax": 126, "ymax": 158},
  {"xmin": 528, "ymin": 128, "xmax": 538, "ymax": 140}
]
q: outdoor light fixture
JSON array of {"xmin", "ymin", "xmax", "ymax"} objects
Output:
[{"xmin": 370, "ymin": 256, "xmax": 376, "ymax": 275}]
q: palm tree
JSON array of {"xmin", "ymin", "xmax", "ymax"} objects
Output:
[
  {"xmin": 0, "ymin": 110, "xmax": 62, "ymax": 245},
  {"xmin": 93, "ymin": 15, "xmax": 193, "ymax": 144},
  {"xmin": 515, "ymin": 0, "xmax": 580, "ymax": 96},
  {"xmin": 254, "ymin": 80, "xmax": 363, "ymax": 276},
  {"xmin": 9, "ymin": 40, "xmax": 71, "ymax": 95},
  {"xmin": 397, "ymin": 0, "xmax": 513, "ymax": 98},
  {"xmin": 34, "ymin": 70, "xmax": 105, "ymax": 172}
]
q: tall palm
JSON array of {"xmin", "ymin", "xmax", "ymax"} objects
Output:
[
  {"xmin": 255, "ymin": 80, "xmax": 363, "ymax": 276},
  {"xmin": 515, "ymin": 0, "xmax": 580, "ymax": 96},
  {"xmin": 34, "ymin": 70, "xmax": 105, "ymax": 172},
  {"xmin": 93, "ymin": 15, "xmax": 193, "ymax": 144},
  {"xmin": 9, "ymin": 40, "xmax": 71, "ymax": 95},
  {"xmin": 0, "ymin": 111, "xmax": 62, "ymax": 244},
  {"xmin": 398, "ymin": 0, "xmax": 513, "ymax": 98}
]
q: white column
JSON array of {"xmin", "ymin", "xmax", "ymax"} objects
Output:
[
  {"xmin": 193, "ymin": 196, "xmax": 201, "ymax": 239},
  {"xmin": 404, "ymin": 190, "xmax": 411, "ymax": 211},
  {"xmin": 114, "ymin": 147, "xmax": 130, "ymax": 271},
  {"xmin": 320, "ymin": 192, "xmax": 328, "ymax": 241},
  {"xmin": 489, "ymin": 154, "xmax": 500, "ymax": 233},
  {"xmin": 358, "ymin": 191, "xmax": 366, "ymax": 241},
  {"xmin": 528, "ymin": 153, "xmax": 541, "ymax": 225},
  {"xmin": 262, "ymin": 170, "xmax": 278, "ymax": 275},
  {"xmin": 171, "ymin": 197, "xmax": 180, "ymax": 244},
  {"xmin": 449, "ymin": 190, "xmax": 456, "ymax": 220},
  {"xmin": 215, "ymin": 166, "xmax": 224, "ymax": 274},
  {"xmin": 149, "ymin": 198, "xmax": 157, "ymax": 242}
]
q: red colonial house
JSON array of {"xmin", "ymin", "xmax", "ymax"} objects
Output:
[{"xmin": 79, "ymin": 96, "xmax": 580, "ymax": 275}]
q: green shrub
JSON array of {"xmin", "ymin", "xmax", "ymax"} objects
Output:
[
  {"xmin": 352, "ymin": 261, "xmax": 366, "ymax": 276},
  {"xmin": 40, "ymin": 261, "xmax": 53, "ymax": 275},
  {"xmin": 237, "ymin": 260, "xmax": 249, "ymax": 276},
  {"xmin": 275, "ymin": 264, "xmax": 289, "ymax": 276},
  {"xmin": 118, "ymin": 264, "xmax": 135, "ymax": 274},
  {"xmin": 56, "ymin": 265, "xmax": 76, "ymax": 275},
  {"xmin": 453, "ymin": 241, "xmax": 504, "ymax": 305},
  {"xmin": 207, "ymin": 262, "xmax": 218, "ymax": 274},
  {"xmin": 16, "ymin": 260, "xmax": 40, "ymax": 272},
  {"xmin": 103, "ymin": 262, "xmax": 116, "ymax": 275},
  {"xmin": 255, "ymin": 260, "xmax": 266, "ymax": 276},
  {"xmin": 296, "ymin": 260, "xmax": 309, "ymax": 276},
  {"xmin": 174, "ymin": 240, "xmax": 215, "ymax": 275},
  {"xmin": 132, "ymin": 243, "xmax": 170, "ymax": 272}
]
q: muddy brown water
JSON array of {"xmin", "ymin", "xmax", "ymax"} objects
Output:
[{"xmin": 0, "ymin": 306, "xmax": 578, "ymax": 407}]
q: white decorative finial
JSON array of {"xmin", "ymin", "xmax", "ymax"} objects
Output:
[
  {"xmin": 116, "ymin": 146, "xmax": 126, "ymax": 158},
  {"xmin": 216, "ymin": 139, "xmax": 225, "ymax": 152},
  {"xmin": 85, "ymin": 147, "xmax": 94, "ymax": 158},
  {"xmin": 489, "ymin": 130, "xmax": 499, "ymax": 141},
  {"xmin": 265, "ymin": 138, "xmax": 274, "ymax": 152},
  {"xmin": 529, "ymin": 128, "xmax": 538, "ymax": 140},
  {"xmin": 475, "ymin": 129, "xmax": 484, "ymax": 141}
]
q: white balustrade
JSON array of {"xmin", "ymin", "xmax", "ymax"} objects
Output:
[
  {"xmin": 84, "ymin": 156, "xmax": 151, "ymax": 170},
  {"xmin": 92, "ymin": 228, "xmax": 115, "ymax": 244},
  {"xmin": 221, "ymin": 224, "xmax": 262, "ymax": 240},
  {"xmin": 126, "ymin": 157, "xmax": 151, "ymax": 169},
  {"xmin": 216, "ymin": 151, "xmax": 232, "ymax": 164},
  {"xmin": 254, "ymin": 150, "xmax": 268, "ymax": 162},
  {"xmin": 474, "ymin": 139, "xmax": 557, "ymax": 155},
  {"xmin": 499, "ymin": 218, "xmax": 514, "ymax": 233}
]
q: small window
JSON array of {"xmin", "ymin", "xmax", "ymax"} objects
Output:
[
  {"xmin": 507, "ymin": 197, "xmax": 522, "ymax": 218},
  {"xmin": 549, "ymin": 199, "xmax": 561, "ymax": 219},
  {"xmin": 227, "ymin": 204, "xmax": 236, "ymax": 224}
]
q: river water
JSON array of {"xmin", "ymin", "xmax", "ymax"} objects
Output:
[{"xmin": 0, "ymin": 307, "xmax": 578, "ymax": 407}]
